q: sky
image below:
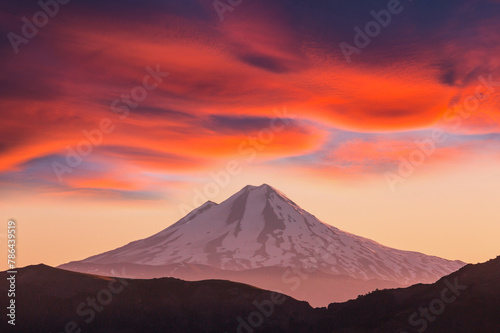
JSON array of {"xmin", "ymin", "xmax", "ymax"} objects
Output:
[{"xmin": 1, "ymin": 0, "xmax": 500, "ymax": 271}]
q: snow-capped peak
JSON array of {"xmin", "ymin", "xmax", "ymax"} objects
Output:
[{"xmin": 79, "ymin": 184, "xmax": 465, "ymax": 284}]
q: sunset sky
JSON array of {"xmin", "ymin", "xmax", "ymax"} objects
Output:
[{"xmin": 1, "ymin": 0, "xmax": 500, "ymax": 271}]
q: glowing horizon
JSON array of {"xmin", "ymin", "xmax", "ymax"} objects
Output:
[{"xmin": 1, "ymin": 0, "xmax": 500, "ymax": 271}]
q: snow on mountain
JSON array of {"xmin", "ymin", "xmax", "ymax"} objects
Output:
[{"xmin": 78, "ymin": 184, "xmax": 465, "ymax": 284}]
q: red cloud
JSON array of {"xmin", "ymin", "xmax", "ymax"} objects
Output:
[{"xmin": 1, "ymin": 2, "xmax": 500, "ymax": 196}]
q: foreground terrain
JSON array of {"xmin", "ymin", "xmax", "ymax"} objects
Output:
[{"xmin": 1, "ymin": 256, "xmax": 499, "ymax": 332}]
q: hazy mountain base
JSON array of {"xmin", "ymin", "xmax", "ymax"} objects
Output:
[{"xmin": 59, "ymin": 261, "xmax": 403, "ymax": 307}]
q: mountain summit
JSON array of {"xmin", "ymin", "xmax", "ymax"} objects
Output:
[{"xmin": 65, "ymin": 184, "xmax": 464, "ymax": 286}]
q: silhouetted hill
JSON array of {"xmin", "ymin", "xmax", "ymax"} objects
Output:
[
  {"xmin": 2, "ymin": 256, "xmax": 500, "ymax": 332},
  {"xmin": 58, "ymin": 261, "xmax": 402, "ymax": 307},
  {"xmin": 0, "ymin": 264, "xmax": 314, "ymax": 333},
  {"xmin": 323, "ymin": 255, "xmax": 500, "ymax": 332}
]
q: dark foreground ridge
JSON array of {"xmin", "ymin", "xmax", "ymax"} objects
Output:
[{"xmin": 1, "ymin": 256, "xmax": 500, "ymax": 332}]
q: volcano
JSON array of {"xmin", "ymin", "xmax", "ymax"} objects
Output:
[{"xmin": 60, "ymin": 184, "xmax": 465, "ymax": 306}]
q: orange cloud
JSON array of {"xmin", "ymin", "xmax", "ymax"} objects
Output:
[{"xmin": 1, "ymin": 0, "xmax": 500, "ymax": 199}]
